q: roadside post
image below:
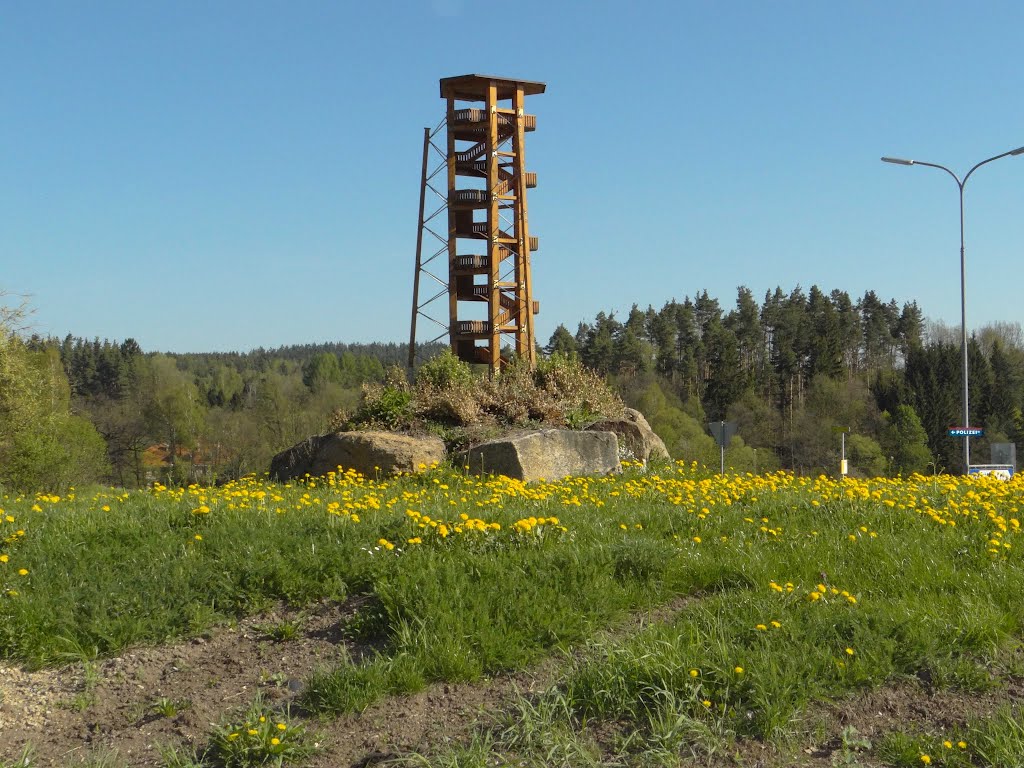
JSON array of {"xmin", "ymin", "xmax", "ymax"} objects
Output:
[
  {"xmin": 832, "ymin": 426, "xmax": 850, "ymax": 478},
  {"xmin": 707, "ymin": 421, "xmax": 738, "ymax": 475}
]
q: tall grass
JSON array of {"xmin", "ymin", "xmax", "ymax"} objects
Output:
[{"xmin": 2, "ymin": 465, "xmax": 1023, "ymax": 761}]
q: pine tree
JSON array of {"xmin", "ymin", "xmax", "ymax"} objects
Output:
[
  {"xmin": 545, "ymin": 324, "xmax": 578, "ymax": 357},
  {"xmin": 725, "ymin": 286, "xmax": 762, "ymax": 387}
]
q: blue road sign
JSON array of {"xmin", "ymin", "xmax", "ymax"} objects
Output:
[{"xmin": 948, "ymin": 427, "xmax": 984, "ymax": 437}]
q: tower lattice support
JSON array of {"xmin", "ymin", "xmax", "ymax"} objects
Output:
[{"xmin": 410, "ymin": 74, "xmax": 545, "ymax": 375}]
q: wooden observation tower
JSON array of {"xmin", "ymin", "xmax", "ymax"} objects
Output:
[{"xmin": 409, "ymin": 74, "xmax": 545, "ymax": 374}]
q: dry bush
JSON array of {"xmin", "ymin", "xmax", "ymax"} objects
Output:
[
  {"xmin": 343, "ymin": 351, "xmax": 622, "ymax": 442},
  {"xmin": 479, "ymin": 356, "xmax": 544, "ymax": 425},
  {"xmin": 535, "ymin": 353, "xmax": 624, "ymax": 427},
  {"xmin": 415, "ymin": 380, "xmax": 485, "ymax": 426}
]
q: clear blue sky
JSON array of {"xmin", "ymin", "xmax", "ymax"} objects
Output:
[{"xmin": 3, "ymin": 1, "xmax": 1023, "ymax": 353}]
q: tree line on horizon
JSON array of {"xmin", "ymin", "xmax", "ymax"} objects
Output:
[
  {"xmin": 546, "ymin": 286, "xmax": 1023, "ymax": 476},
  {"xmin": 1, "ymin": 285, "xmax": 1022, "ymax": 492}
]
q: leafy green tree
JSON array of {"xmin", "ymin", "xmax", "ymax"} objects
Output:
[
  {"xmin": 203, "ymin": 406, "xmax": 268, "ymax": 482},
  {"xmin": 138, "ymin": 354, "xmax": 207, "ymax": 481},
  {"xmin": 5, "ymin": 413, "xmax": 109, "ymax": 492},
  {"xmin": 252, "ymin": 368, "xmax": 318, "ymax": 452},
  {"xmin": 723, "ymin": 434, "xmax": 779, "ymax": 474},
  {"xmin": 847, "ymin": 433, "xmax": 887, "ymax": 477},
  {"xmin": 625, "ymin": 377, "xmax": 714, "ymax": 462},
  {"xmin": 302, "ymin": 352, "xmax": 343, "ymax": 391},
  {"xmin": 202, "ymin": 363, "xmax": 245, "ymax": 407},
  {"xmin": 727, "ymin": 389, "xmax": 782, "ymax": 457},
  {"xmin": 882, "ymin": 405, "xmax": 933, "ymax": 476},
  {"xmin": 80, "ymin": 393, "xmax": 150, "ymax": 487},
  {"xmin": 0, "ymin": 309, "xmax": 109, "ymax": 492}
]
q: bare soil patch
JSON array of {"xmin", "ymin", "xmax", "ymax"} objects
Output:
[{"xmin": 0, "ymin": 595, "xmax": 557, "ymax": 767}]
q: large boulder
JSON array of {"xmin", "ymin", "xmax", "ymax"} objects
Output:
[
  {"xmin": 270, "ymin": 431, "xmax": 446, "ymax": 481},
  {"xmin": 458, "ymin": 429, "xmax": 620, "ymax": 482},
  {"xmin": 586, "ymin": 407, "xmax": 669, "ymax": 464}
]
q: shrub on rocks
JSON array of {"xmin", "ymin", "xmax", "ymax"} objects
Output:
[{"xmin": 337, "ymin": 351, "xmax": 623, "ymax": 449}]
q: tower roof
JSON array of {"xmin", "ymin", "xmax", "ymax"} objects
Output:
[{"xmin": 439, "ymin": 74, "xmax": 546, "ymax": 101}]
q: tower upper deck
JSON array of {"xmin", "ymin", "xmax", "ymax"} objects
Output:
[{"xmin": 439, "ymin": 74, "xmax": 546, "ymax": 101}]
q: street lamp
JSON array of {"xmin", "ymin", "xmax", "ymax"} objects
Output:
[{"xmin": 881, "ymin": 146, "xmax": 1024, "ymax": 473}]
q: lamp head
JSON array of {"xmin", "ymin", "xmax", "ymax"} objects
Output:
[
  {"xmin": 1010, "ymin": 146, "xmax": 1024, "ymax": 156},
  {"xmin": 881, "ymin": 156, "xmax": 915, "ymax": 166}
]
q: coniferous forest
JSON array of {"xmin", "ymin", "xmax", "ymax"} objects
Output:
[{"xmin": 2, "ymin": 284, "xmax": 1023, "ymax": 492}]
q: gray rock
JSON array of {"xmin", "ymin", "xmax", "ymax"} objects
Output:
[
  {"xmin": 270, "ymin": 431, "xmax": 446, "ymax": 481},
  {"xmin": 458, "ymin": 429, "xmax": 620, "ymax": 482},
  {"xmin": 586, "ymin": 407, "xmax": 669, "ymax": 463}
]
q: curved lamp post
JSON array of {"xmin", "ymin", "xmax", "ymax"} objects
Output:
[{"xmin": 881, "ymin": 145, "xmax": 1024, "ymax": 474}]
